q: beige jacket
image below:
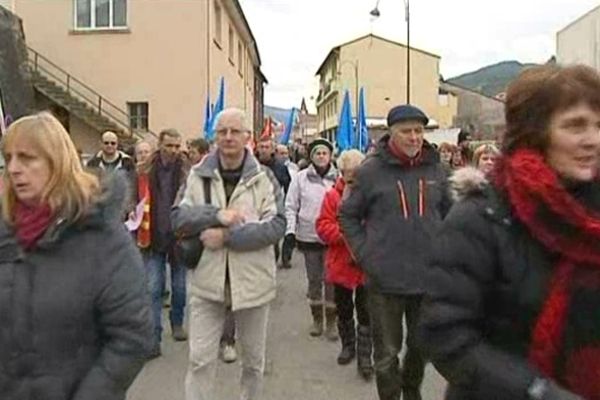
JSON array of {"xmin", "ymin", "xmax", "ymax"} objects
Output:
[{"xmin": 172, "ymin": 150, "xmax": 285, "ymax": 311}]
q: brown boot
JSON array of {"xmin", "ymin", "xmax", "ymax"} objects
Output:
[
  {"xmin": 325, "ymin": 307, "xmax": 339, "ymax": 341},
  {"xmin": 171, "ymin": 325, "xmax": 188, "ymax": 342},
  {"xmin": 309, "ymin": 305, "xmax": 324, "ymax": 337}
]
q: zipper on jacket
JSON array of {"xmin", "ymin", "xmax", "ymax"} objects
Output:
[
  {"xmin": 418, "ymin": 178, "xmax": 425, "ymax": 217},
  {"xmin": 397, "ymin": 180, "xmax": 409, "ymax": 219}
]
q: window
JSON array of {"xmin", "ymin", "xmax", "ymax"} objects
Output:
[
  {"xmin": 228, "ymin": 25, "xmax": 234, "ymax": 62},
  {"xmin": 128, "ymin": 102, "xmax": 148, "ymax": 131},
  {"xmin": 75, "ymin": 0, "xmax": 127, "ymax": 29},
  {"xmin": 238, "ymin": 42, "xmax": 243, "ymax": 75},
  {"xmin": 214, "ymin": 1, "xmax": 222, "ymax": 44}
]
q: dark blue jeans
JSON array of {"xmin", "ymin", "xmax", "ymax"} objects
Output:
[{"xmin": 146, "ymin": 251, "xmax": 186, "ymax": 344}]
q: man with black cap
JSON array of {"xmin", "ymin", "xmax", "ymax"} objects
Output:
[
  {"xmin": 285, "ymin": 138, "xmax": 339, "ymax": 340},
  {"xmin": 339, "ymin": 104, "xmax": 451, "ymax": 400}
]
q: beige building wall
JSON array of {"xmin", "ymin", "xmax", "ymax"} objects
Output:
[
  {"xmin": 316, "ymin": 35, "xmax": 456, "ymax": 139},
  {"xmin": 13, "ymin": 0, "xmax": 260, "ymax": 143},
  {"xmin": 557, "ymin": 5, "xmax": 600, "ymax": 68}
]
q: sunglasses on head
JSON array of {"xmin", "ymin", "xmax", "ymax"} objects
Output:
[{"xmin": 104, "ymin": 141, "xmax": 117, "ymax": 146}]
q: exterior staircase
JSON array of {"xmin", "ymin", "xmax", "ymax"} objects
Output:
[{"xmin": 27, "ymin": 47, "xmax": 155, "ymax": 142}]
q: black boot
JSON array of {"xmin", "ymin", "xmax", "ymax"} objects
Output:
[
  {"xmin": 309, "ymin": 305, "xmax": 324, "ymax": 337},
  {"xmin": 402, "ymin": 388, "xmax": 422, "ymax": 400},
  {"xmin": 357, "ymin": 325, "xmax": 374, "ymax": 381},
  {"xmin": 337, "ymin": 319, "xmax": 356, "ymax": 365}
]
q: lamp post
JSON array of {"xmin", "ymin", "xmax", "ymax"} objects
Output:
[{"xmin": 370, "ymin": 0, "xmax": 411, "ymax": 104}]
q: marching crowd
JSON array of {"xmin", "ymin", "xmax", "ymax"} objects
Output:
[{"xmin": 0, "ymin": 63, "xmax": 599, "ymax": 400}]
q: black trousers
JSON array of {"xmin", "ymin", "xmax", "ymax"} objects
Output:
[
  {"xmin": 368, "ymin": 290, "xmax": 426, "ymax": 400},
  {"xmin": 334, "ymin": 284, "xmax": 369, "ymax": 326}
]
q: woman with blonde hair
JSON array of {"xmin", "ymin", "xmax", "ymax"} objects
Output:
[
  {"xmin": 316, "ymin": 149, "xmax": 373, "ymax": 380},
  {"xmin": 0, "ymin": 112, "xmax": 152, "ymax": 399},
  {"xmin": 449, "ymin": 143, "xmax": 500, "ymax": 202}
]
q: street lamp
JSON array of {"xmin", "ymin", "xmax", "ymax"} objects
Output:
[
  {"xmin": 338, "ymin": 59, "xmax": 360, "ymax": 122},
  {"xmin": 370, "ymin": 0, "xmax": 411, "ymax": 104}
]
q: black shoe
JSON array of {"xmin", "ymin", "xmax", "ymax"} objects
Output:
[
  {"xmin": 148, "ymin": 344, "xmax": 162, "ymax": 360},
  {"xmin": 337, "ymin": 319, "xmax": 356, "ymax": 365},
  {"xmin": 337, "ymin": 345, "xmax": 356, "ymax": 365}
]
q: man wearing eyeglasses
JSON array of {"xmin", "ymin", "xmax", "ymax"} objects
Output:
[
  {"xmin": 87, "ymin": 131, "xmax": 135, "ymax": 173},
  {"xmin": 173, "ymin": 108, "xmax": 285, "ymax": 400}
]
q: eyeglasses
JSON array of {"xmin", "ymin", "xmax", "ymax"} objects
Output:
[
  {"xmin": 104, "ymin": 141, "xmax": 117, "ymax": 146},
  {"xmin": 216, "ymin": 128, "xmax": 246, "ymax": 137}
]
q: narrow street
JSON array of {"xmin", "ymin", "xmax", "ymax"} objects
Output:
[{"xmin": 128, "ymin": 252, "xmax": 447, "ymax": 400}]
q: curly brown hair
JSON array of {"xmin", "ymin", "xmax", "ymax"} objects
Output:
[{"xmin": 503, "ymin": 64, "xmax": 600, "ymax": 154}]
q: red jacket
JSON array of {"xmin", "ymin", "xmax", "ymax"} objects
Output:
[{"xmin": 316, "ymin": 178, "xmax": 365, "ymax": 290}]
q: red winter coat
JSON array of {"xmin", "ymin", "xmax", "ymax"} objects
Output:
[{"xmin": 316, "ymin": 178, "xmax": 365, "ymax": 290}]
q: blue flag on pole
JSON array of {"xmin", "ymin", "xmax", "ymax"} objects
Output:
[
  {"xmin": 279, "ymin": 108, "xmax": 296, "ymax": 145},
  {"xmin": 336, "ymin": 90, "xmax": 353, "ymax": 152},
  {"xmin": 206, "ymin": 77, "xmax": 225, "ymax": 141},
  {"xmin": 355, "ymin": 87, "xmax": 369, "ymax": 153},
  {"xmin": 202, "ymin": 94, "xmax": 211, "ymax": 137}
]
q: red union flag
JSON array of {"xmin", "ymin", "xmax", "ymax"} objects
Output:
[{"xmin": 260, "ymin": 117, "xmax": 273, "ymax": 139}]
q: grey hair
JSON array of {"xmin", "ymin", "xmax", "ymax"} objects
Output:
[
  {"xmin": 337, "ymin": 149, "xmax": 365, "ymax": 171},
  {"xmin": 213, "ymin": 108, "xmax": 251, "ymax": 133}
]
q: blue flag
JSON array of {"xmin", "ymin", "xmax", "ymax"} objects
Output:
[
  {"xmin": 206, "ymin": 77, "xmax": 225, "ymax": 141},
  {"xmin": 279, "ymin": 108, "xmax": 296, "ymax": 145},
  {"xmin": 202, "ymin": 94, "xmax": 211, "ymax": 137},
  {"xmin": 355, "ymin": 87, "xmax": 369, "ymax": 153},
  {"xmin": 336, "ymin": 91, "xmax": 353, "ymax": 152}
]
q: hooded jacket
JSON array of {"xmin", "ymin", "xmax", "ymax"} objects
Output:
[
  {"xmin": 418, "ymin": 168, "xmax": 600, "ymax": 399},
  {"xmin": 316, "ymin": 178, "xmax": 365, "ymax": 290},
  {"xmin": 338, "ymin": 135, "xmax": 451, "ymax": 294},
  {"xmin": 285, "ymin": 163, "xmax": 338, "ymax": 243},
  {"xmin": 0, "ymin": 174, "xmax": 153, "ymax": 400},
  {"xmin": 172, "ymin": 150, "xmax": 286, "ymax": 311}
]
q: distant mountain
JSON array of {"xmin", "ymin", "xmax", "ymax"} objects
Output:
[{"xmin": 447, "ymin": 61, "xmax": 537, "ymax": 98}]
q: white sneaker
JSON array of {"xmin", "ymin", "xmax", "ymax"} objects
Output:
[{"xmin": 222, "ymin": 344, "xmax": 237, "ymax": 363}]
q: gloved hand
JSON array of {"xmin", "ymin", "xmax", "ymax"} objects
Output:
[{"xmin": 285, "ymin": 233, "xmax": 296, "ymax": 248}]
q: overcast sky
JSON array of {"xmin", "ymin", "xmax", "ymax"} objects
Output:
[{"xmin": 239, "ymin": 0, "xmax": 600, "ymax": 111}]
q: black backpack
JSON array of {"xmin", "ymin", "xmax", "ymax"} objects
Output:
[{"xmin": 175, "ymin": 178, "xmax": 212, "ymax": 270}]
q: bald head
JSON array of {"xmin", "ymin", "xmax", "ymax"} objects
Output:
[{"xmin": 101, "ymin": 131, "xmax": 119, "ymax": 157}]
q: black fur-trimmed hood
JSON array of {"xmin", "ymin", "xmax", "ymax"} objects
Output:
[
  {"xmin": 78, "ymin": 171, "xmax": 131, "ymax": 228},
  {"xmin": 449, "ymin": 166, "xmax": 488, "ymax": 202}
]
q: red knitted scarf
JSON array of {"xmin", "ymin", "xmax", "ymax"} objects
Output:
[
  {"xmin": 495, "ymin": 149, "xmax": 600, "ymax": 399},
  {"xmin": 14, "ymin": 201, "xmax": 53, "ymax": 250}
]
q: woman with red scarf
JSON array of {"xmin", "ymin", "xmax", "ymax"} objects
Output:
[
  {"xmin": 419, "ymin": 64, "xmax": 600, "ymax": 400},
  {"xmin": 0, "ymin": 112, "xmax": 152, "ymax": 399}
]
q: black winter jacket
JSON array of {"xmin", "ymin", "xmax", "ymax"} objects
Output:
[
  {"xmin": 261, "ymin": 156, "xmax": 291, "ymax": 195},
  {"xmin": 338, "ymin": 136, "xmax": 451, "ymax": 295},
  {"xmin": 0, "ymin": 175, "xmax": 153, "ymax": 400},
  {"xmin": 418, "ymin": 176, "xmax": 600, "ymax": 399}
]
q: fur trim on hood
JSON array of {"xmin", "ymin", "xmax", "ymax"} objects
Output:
[
  {"xmin": 79, "ymin": 172, "xmax": 130, "ymax": 228},
  {"xmin": 449, "ymin": 166, "xmax": 488, "ymax": 202}
]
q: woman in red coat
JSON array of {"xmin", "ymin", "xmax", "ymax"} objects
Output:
[{"xmin": 316, "ymin": 149, "xmax": 372, "ymax": 381}]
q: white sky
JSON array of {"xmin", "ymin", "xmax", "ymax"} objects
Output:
[{"xmin": 239, "ymin": 0, "xmax": 600, "ymax": 112}]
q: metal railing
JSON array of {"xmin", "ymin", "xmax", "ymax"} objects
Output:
[{"xmin": 27, "ymin": 47, "xmax": 156, "ymax": 139}]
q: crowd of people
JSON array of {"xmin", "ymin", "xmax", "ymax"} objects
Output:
[{"xmin": 0, "ymin": 63, "xmax": 598, "ymax": 400}]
